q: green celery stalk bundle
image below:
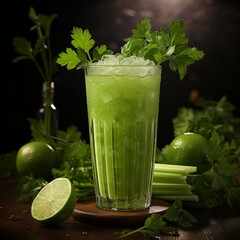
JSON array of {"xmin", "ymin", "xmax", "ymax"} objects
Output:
[{"xmin": 152, "ymin": 163, "xmax": 199, "ymax": 202}]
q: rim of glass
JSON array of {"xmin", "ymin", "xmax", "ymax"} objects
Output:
[{"xmin": 85, "ymin": 64, "xmax": 162, "ymax": 68}]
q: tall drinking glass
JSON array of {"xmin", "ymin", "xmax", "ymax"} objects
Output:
[{"xmin": 84, "ymin": 64, "xmax": 161, "ymax": 211}]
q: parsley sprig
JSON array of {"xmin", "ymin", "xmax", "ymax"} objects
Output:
[
  {"xmin": 118, "ymin": 198, "xmax": 197, "ymax": 239},
  {"xmin": 56, "ymin": 28, "xmax": 113, "ymax": 69},
  {"xmin": 56, "ymin": 17, "xmax": 204, "ymax": 80},
  {"xmin": 121, "ymin": 18, "xmax": 205, "ymax": 79}
]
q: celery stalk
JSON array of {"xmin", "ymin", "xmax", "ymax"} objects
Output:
[
  {"xmin": 152, "ymin": 183, "xmax": 192, "ymax": 191},
  {"xmin": 152, "ymin": 163, "xmax": 199, "ymax": 202},
  {"xmin": 152, "ymin": 190, "xmax": 192, "ymax": 195},
  {"xmin": 153, "ymin": 172, "xmax": 187, "ymax": 184},
  {"xmin": 154, "ymin": 163, "xmax": 197, "ymax": 174},
  {"xmin": 153, "ymin": 195, "xmax": 199, "ymax": 202}
]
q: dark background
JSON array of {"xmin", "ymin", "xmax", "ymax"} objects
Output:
[{"xmin": 1, "ymin": 0, "xmax": 240, "ymax": 154}]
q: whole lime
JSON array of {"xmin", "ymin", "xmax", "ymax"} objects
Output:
[
  {"xmin": 166, "ymin": 132, "xmax": 211, "ymax": 173},
  {"xmin": 16, "ymin": 141, "xmax": 58, "ymax": 179}
]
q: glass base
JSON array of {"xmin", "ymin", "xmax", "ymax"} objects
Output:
[{"xmin": 95, "ymin": 195, "xmax": 151, "ymax": 211}]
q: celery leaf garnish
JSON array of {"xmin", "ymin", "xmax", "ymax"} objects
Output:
[
  {"xmin": 121, "ymin": 18, "xmax": 205, "ymax": 79},
  {"xmin": 57, "ymin": 17, "xmax": 204, "ymax": 80},
  {"xmin": 57, "ymin": 48, "xmax": 81, "ymax": 70},
  {"xmin": 56, "ymin": 27, "xmax": 113, "ymax": 69}
]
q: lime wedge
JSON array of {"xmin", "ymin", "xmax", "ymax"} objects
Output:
[{"xmin": 31, "ymin": 178, "xmax": 76, "ymax": 225}]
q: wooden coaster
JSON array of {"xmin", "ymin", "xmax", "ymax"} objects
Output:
[{"xmin": 72, "ymin": 199, "xmax": 170, "ymax": 227}]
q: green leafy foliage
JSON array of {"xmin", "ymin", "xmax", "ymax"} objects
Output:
[
  {"xmin": 56, "ymin": 17, "xmax": 204, "ymax": 80},
  {"xmin": 121, "ymin": 18, "xmax": 205, "ymax": 79},
  {"xmin": 164, "ymin": 198, "xmax": 197, "ymax": 227},
  {"xmin": 157, "ymin": 96, "xmax": 240, "ymax": 209},
  {"xmin": 172, "ymin": 96, "xmax": 240, "ymax": 175},
  {"xmin": 12, "ymin": 7, "xmax": 59, "ymax": 137},
  {"xmin": 51, "ymin": 127, "xmax": 95, "ymax": 201},
  {"xmin": 28, "ymin": 118, "xmax": 57, "ymax": 146},
  {"xmin": 173, "ymin": 96, "xmax": 240, "ymax": 142},
  {"xmin": 17, "ymin": 175, "xmax": 48, "ymax": 203},
  {"xmin": 118, "ymin": 198, "xmax": 197, "ymax": 239},
  {"xmin": 16, "ymin": 121, "xmax": 95, "ymax": 203},
  {"xmin": 12, "ymin": 7, "xmax": 58, "ymax": 82},
  {"xmin": 187, "ymin": 131, "xmax": 240, "ymax": 209},
  {"xmin": 56, "ymin": 27, "xmax": 113, "ymax": 69}
]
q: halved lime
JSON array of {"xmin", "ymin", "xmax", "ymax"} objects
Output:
[{"xmin": 31, "ymin": 178, "xmax": 76, "ymax": 225}]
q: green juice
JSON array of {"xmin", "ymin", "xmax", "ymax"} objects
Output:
[{"xmin": 85, "ymin": 65, "xmax": 161, "ymax": 211}]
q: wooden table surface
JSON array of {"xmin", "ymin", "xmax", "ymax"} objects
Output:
[{"xmin": 1, "ymin": 176, "xmax": 240, "ymax": 240}]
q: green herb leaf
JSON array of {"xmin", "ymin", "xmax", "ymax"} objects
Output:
[
  {"xmin": 12, "ymin": 7, "xmax": 58, "ymax": 83},
  {"xmin": 118, "ymin": 198, "xmax": 196, "ymax": 239},
  {"xmin": 169, "ymin": 19, "xmax": 188, "ymax": 46},
  {"xmin": 132, "ymin": 17, "xmax": 151, "ymax": 38},
  {"xmin": 57, "ymin": 48, "xmax": 81, "ymax": 69},
  {"xmin": 93, "ymin": 45, "xmax": 110, "ymax": 62},
  {"xmin": 164, "ymin": 198, "xmax": 197, "ymax": 227},
  {"xmin": 19, "ymin": 120, "xmax": 95, "ymax": 203},
  {"xmin": 121, "ymin": 17, "xmax": 204, "ymax": 79},
  {"xmin": 29, "ymin": 8, "xmax": 58, "ymax": 35},
  {"xmin": 71, "ymin": 28, "xmax": 95, "ymax": 55},
  {"xmin": 12, "ymin": 7, "xmax": 59, "ymax": 137},
  {"xmin": 17, "ymin": 175, "xmax": 48, "ymax": 203},
  {"xmin": 57, "ymin": 27, "xmax": 113, "ymax": 69},
  {"xmin": 12, "ymin": 37, "xmax": 33, "ymax": 58},
  {"xmin": 169, "ymin": 47, "xmax": 204, "ymax": 79},
  {"xmin": 57, "ymin": 17, "xmax": 204, "ymax": 80},
  {"xmin": 173, "ymin": 96, "xmax": 240, "ymax": 143},
  {"xmin": 142, "ymin": 213, "xmax": 176, "ymax": 236}
]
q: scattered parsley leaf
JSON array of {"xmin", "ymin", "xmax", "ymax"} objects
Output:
[
  {"xmin": 164, "ymin": 198, "xmax": 197, "ymax": 227},
  {"xmin": 141, "ymin": 213, "xmax": 177, "ymax": 237},
  {"xmin": 118, "ymin": 198, "xmax": 196, "ymax": 239}
]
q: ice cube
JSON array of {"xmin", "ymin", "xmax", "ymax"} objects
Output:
[{"xmin": 90, "ymin": 54, "xmax": 158, "ymax": 76}]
